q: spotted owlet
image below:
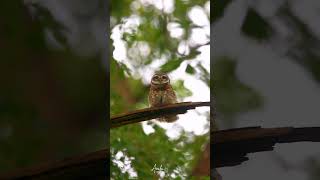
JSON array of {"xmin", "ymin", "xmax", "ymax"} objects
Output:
[{"xmin": 148, "ymin": 72, "xmax": 178, "ymax": 122}]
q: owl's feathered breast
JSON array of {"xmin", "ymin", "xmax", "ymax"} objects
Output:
[{"xmin": 148, "ymin": 83, "xmax": 177, "ymax": 107}]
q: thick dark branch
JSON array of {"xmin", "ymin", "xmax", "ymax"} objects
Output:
[
  {"xmin": 0, "ymin": 149, "xmax": 109, "ymax": 180},
  {"xmin": 0, "ymin": 102, "xmax": 210, "ymax": 179},
  {"xmin": 213, "ymin": 126, "xmax": 320, "ymax": 168},
  {"xmin": 2, "ymin": 127, "xmax": 320, "ymax": 179},
  {"xmin": 111, "ymin": 102, "xmax": 210, "ymax": 128}
]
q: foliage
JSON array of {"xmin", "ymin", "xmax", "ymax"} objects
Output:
[
  {"xmin": 110, "ymin": 124, "xmax": 208, "ymax": 179},
  {"xmin": 213, "ymin": 0, "xmax": 320, "ymax": 179},
  {"xmin": 213, "ymin": 57, "xmax": 263, "ymax": 123},
  {"xmin": 241, "ymin": 8, "xmax": 273, "ymax": 41},
  {"xmin": 110, "ymin": 0, "xmax": 210, "ymax": 179},
  {"xmin": 211, "ymin": 0, "xmax": 233, "ymax": 24},
  {"xmin": 0, "ymin": 1, "xmax": 106, "ymax": 174}
]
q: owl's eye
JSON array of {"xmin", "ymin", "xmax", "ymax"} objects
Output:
[
  {"xmin": 161, "ymin": 75, "xmax": 168, "ymax": 80},
  {"xmin": 152, "ymin": 76, "xmax": 159, "ymax": 80}
]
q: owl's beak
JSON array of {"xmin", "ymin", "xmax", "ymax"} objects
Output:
[{"xmin": 151, "ymin": 80, "xmax": 161, "ymax": 85}]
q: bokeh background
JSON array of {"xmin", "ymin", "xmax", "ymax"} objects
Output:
[
  {"xmin": 0, "ymin": 0, "xmax": 107, "ymax": 174},
  {"xmin": 110, "ymin": 0, "xmax": 210, "ymax": 179},
  {"xmin": 213, "ymin": 0, "xmax": 320, "ymax": 180}
]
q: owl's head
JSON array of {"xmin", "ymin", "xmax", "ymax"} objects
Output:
[{"xmin": 151, "ymin": 72, "xmax": 170, "ymax": 87}]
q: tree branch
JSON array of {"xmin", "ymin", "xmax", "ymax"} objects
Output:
[
  {"xmin": 0, "ymin": 102, "xmax": 210, "ymax": 179},
  {"xmin": 2, "ymin": 126, "xmax": 320, "ymax": 179},
  {"xmin": 0, "ymin": 150, "xmax": 109, "ymax": 180},
  {"xmin": 213, "ymin": 126, "xmax": 320, "ymax": 168},
  {"xmin": 111, "ymin": 102, "xmax": 210, "ymax": 128}
]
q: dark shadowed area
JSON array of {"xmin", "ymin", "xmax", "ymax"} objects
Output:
[
  {"xmin": 213, "ymin": 0, "xmax": 320, "ymax": 180},
  {"xmin": 0, "ymin": 0, "xmax": 107, "ymax": 175}
]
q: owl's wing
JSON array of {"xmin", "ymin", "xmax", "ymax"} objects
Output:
[{"xmin": 168, "ymin": 86, "xmax": 178, "ymax": 103}]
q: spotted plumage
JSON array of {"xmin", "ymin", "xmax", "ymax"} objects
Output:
[{"xmin": 148, "ymin": 72, "xmax": 178, "ymax": 122}]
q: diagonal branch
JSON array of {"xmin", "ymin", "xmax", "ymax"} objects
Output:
[
  {"xmin": 0, "ymin": 102, "xmax": 210, "ymax": 179},
  {"xmin": 0, "ymin": 149, "xmax": 109, "ymax": 180},
  {"xmin": 213, "ymin": 126, "xmax": 320, "ymax": 168},
  {"xmin": 2, "ymin": 126, "xmax": 320, "ymax": 179},
  {"xmin": 111, "ymin": 102, "xmax": 210, "ymax": 128}
]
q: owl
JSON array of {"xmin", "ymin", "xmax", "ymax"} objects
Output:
[{"xmin": 148, "ymin": 71, "xmax": 178, "ymax": 122}]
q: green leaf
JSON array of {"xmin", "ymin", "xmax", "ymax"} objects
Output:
[
  {"xmin": 172, "ymin": 80, "xmax": 193, "ymax": 98},
  {"xmin": 185, "ymin": 64, "xmax": 195, "ymax": 74},
  {"xmin": 213, "ymin": 57, "xmax": 263, "ymax": 119},
  {"xmin": 111, "ymin": 0, "xmax": 132, "ymax": 22},
  {"xmin": 212, "ymin": 0, "xmax": 233, "ymax": 24},
  {"xmin": 183, "ymin": 48, "xmax": 202, "ymax": 60},
  {"xmin": 241, "ymin": 8, "xmax": 274, "ymax": 41},
  {"xmin": 160, "ymin": 58, "xmax": 183, "ymax": 73}
]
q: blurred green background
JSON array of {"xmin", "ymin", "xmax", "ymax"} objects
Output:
[{"xmin": 0, "ymin": 0, "xmax": 107, "ymax": 174}]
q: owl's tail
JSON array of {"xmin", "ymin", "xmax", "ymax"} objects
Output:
[{"xmin": 158, "ymin": 115, "xmax": 178, "ymax": 123}]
